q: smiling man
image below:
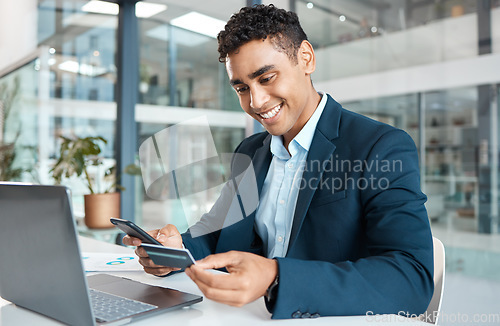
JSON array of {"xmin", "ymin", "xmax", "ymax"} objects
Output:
[{"xmin": 124, "ymin": 4, "xmax": 434, "ymax": 319}]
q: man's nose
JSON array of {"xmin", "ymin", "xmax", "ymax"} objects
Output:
[{"xmin": 249, "ymin": 86, "xmax": 270, "ymax": 110}]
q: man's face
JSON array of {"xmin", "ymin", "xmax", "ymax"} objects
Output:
[{"xmin": 225, "ymin": 38, "xmax": 317, "ymax": 145}]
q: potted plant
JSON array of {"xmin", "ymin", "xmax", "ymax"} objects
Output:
[{"xmin": 51, "ymin": 135, "xmax": 123, "ymax": 228}]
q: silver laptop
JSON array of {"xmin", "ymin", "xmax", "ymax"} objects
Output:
[{"xmin": 0, "ymin": 183, "xmax": 202, "ymax": 325}]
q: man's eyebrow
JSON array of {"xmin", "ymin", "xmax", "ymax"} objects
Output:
[
  {"xmin": 248, "ymin": 65, "xmax": 275, "ymax": 80},
  {"xmin": 229, "ymin": 65, "xmax": 276, "ymax": 86},
  {"xmin": 230, "ymin": 79, "xmax": 243, "ymax": 86}
]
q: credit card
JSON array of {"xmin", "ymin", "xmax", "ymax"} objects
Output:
[{"xmin": 141, "ymin": 244, "xmax": 196, "ymax": 269}]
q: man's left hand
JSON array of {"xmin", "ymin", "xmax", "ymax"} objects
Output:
[{"xmin": 185, "ymin": 251, "xmax": 278, "ymax": 307}]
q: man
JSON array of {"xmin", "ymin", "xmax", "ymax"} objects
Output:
[{"xmin": 124, "ymin": 4, "xmax": 434, "ymax": 319}]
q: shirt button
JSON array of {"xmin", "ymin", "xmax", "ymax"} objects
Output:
[
  {"xmin": 288, "ymin": 163, "xmax": 294, "ymax": 169},
  {"xmin": 279, "ymin": 199, "xmax": 285, "ymax": 205},
  {"xmin": 277, "ymin": 236, "xmax": 283, "ymax": 242}
]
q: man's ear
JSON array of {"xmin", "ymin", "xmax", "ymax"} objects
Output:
[{"xmin": 298, "ymin": 40, "xmax": 316, "ymax": 75}]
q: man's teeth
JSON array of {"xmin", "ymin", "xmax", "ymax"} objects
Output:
[{"xmin": 260, "ymin": 105, "xmax": 281, "ymax": 119}]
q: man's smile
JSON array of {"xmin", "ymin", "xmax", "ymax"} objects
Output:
[{"xmin": 258, "ymin": 103, "xmax": 283, "ymax": 120}]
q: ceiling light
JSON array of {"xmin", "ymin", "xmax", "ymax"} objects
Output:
[
  {"xmin": 82, "ymin": 1, "xmax": 167, "ymax": 18},
  {"xmin": 306, "ymin": 2, "xmax": 314, "ymax": 9},
  {"xmin": 145, "ymin": 24, "xmax": 210, "ymax": 46},
  {"xmin": 58, "ymin": 60, "xmax": 107, "ymax": 77},
  {"xmin": 58, "ymin": 61, "xmax": 80, "ymax": 74},
  {"xmin": 136, "ymin": 2, "xmax": 167, "ymax": 18},
  {"xmin": 339, "ymin": 15, "xmax": 346, "ymax": 22},
  {"xmin": 82, "ymin": 1, "xmax": 119, "ymax": 15},
  {"xmin": 171, "ymin": 12, "xmax": 226, "ymax": 39}
]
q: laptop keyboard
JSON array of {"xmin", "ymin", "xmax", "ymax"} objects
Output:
[{"xmin": 89, "ymin": 288, "xmax": 158, "ymax": 323}]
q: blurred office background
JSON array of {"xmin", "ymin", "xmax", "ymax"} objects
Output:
[{"xmin": 0, "ymin": 0, "xmax": 499, "ymax": 324}]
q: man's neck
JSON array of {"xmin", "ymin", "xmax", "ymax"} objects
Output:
[{"xmin": 282, "ymin": 90, "xmax": 322, "ymax": 151}]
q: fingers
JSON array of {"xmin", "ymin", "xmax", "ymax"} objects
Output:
[
  {"xmin": 156, "ymin": 224, "xmax": 182, "ymax": 248},
  {"xmin": 143, "ymin": 266, "xmax": 178, "ymax": 277},
  {"xmin": 185, "ymin": 266, "xmax": 250, "ymax": 307},
  {"xmin": 134, "ymin": 245, "xmax": 149, "ymax": 258},
  {"xmin": 122, "ymin": 235, "xmax": 143, "ymax": 246},
  {"xmin": 194, "ymin": 251, "xmax": 241, "ymax": 270},
  {"xmin": 135, "ymin": 246, "xmax": 180, "ymax": 276},
  {"xmin": 186, "ymin": 264, "xmax": 243, "ymax": 290},
  {"xmin": 185, "ymin": 252, "xmax": 278, "ymax": 307},
  {"xmin": 142, "ymin": 260, "xmax": 180, "ymax": 276},
  {"xmin": 122, "ymin": 224, "xmax": 182, "ymax": 248},
  {"xmin": 193, "ymin": 281, "xmax": 246, "ymax": 307},
  {"xmin": 122, "ymin": 225, "xmax": 183, "ymax": 276},
  {"xmin": 122, "ymin": 228, "xmax": 161, "ymax": 246},
  {"xmin": 159, "ymin": 224, "xmax": 180, "ymax": 237}
]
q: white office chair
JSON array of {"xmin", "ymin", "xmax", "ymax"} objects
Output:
[{"xmin": 423, "ymin": 237, "xmax": 446, "ymax": 324}]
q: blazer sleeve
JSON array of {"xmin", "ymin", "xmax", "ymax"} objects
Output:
[
  {"xmin": 180, "ymin": 178, "xmax": 236, "ymax": 259},
  {"xmin": 268, "ymin": 129, "xmax": 434, "ymax": 319}
]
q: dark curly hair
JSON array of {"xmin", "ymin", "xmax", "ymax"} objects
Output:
[{"xmin": 217, "ymin": 4, "xmax": 308, "ymax": 63}]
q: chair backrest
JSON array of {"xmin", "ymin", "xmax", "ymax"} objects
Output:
[{"xmin": 424, "ymin": 237, "xmax": 446, "ymax": 324}]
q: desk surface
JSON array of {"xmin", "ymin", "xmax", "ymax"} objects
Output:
[{"xmin": 0, "ymin": 236, "xmax": 429, "ymax": 325}]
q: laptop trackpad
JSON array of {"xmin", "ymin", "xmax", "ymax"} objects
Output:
[{"xmin": 87, "ymin": 274, "xmax": 202, "ymax": 309}]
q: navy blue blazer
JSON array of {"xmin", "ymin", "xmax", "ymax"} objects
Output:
[{"xmin": 182, "ymin": 95, "xmax": 434, "ymax": 319}]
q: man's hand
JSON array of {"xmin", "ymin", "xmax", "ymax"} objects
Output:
[
  {"xmin": 185, "ymin": 251, "xmax": 278, "ymax": 307},
  {"xmin": 122, "ymin": 224, "xmax": 183, "ymax": 276}
]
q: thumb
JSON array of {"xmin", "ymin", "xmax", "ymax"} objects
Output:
[
  {"xmin": 195, "ymin": 252, "xmax": 236, "ymax": 269},
  {"xmin": 156, "ymin": 224, "xmax": 182, "ymax": 248}
]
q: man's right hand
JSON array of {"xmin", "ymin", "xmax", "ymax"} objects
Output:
[{"xmin": 122, "ymin": 224, "xmax": 183, "ymax": 276}]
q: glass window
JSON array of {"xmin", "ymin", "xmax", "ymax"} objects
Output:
[
  {"xmin": 493, "ymin": 2, "xmax": 500, "ymax": 54},
  {"xmin": 136, "ymin": 122, "xmax": 244, "ymax": 231},
  {"xmin": 38, "ymin": 0, "xmax": 117, "ymax": 102},
  {"xmin": 138, "ymin": 1, "xmax": 242, "ymax": 110},
  {"xmin": 422, "ymin": 87, "xmax": 478, "ymax": 229},
  {"xmin": 299, "ymin": 0, "xmax": 481, "ymax": 79},
  {"xmin": 0, "ymin": 61, "xmax": 39, "ymax": 183},
  {"xmin": 344, "ymin": 94, "xmax": 419, "ymax": 134},
  {"xmin": 135, "ymin": 1, "xmax": 247, "ymax": 228}
]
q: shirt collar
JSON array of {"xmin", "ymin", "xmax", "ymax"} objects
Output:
[{"xmin": 270, "ymin": 92, "xmax": 327, "ymax": 159}]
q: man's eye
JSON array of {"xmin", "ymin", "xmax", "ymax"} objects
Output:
[
  {"xmin": 236, "ymin": 86, "xmax": 249, "ymax": 94},
  {"xmin": 261, "ymin": 75, "xmax": 274, "ymax": 83}
]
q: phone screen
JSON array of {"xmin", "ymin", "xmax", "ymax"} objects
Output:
[{"xmin": 110, "ymin": 218, "xmax": 162, "ymax": 246}]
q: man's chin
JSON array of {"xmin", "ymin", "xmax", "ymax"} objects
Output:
[{"xmin": 263, "ymin": 127, "xmax": 284, "ymax": 137}]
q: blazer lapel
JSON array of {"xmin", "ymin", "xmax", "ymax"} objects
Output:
[
  {"xmin": 252, "ymin": 134, "xmax": 272, "ymax": 195},
  {"xmin": 288, "ymin": 95, "xmax": 342, "ymax": 252}
]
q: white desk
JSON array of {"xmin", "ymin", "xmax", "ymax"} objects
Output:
[{"xmin": 0, "ymin": 236, "xmax": 429, "ymax": 325}]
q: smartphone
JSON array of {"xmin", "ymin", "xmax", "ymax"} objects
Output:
[
  {"xmin": 141, "ymin": 243, "xmax": 196, "ymax": 269},
  {"xmin": 110, "ymin": 218, "xmax": 162, "ymax": 246}
]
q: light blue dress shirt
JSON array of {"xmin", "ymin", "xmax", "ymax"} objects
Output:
[{"xmin": 255, "ymin": 92, "xmax": 327, "ymax": 258}]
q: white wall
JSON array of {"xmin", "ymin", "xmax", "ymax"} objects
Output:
[
  {"xmin": 0, "ymin": 0, "xmax": 38, "ymax": 74},
  {"xmin": 493, "ymin": 7, "xmax": 500, "ymax": 54},
  {"xmin": 316, "ymin": 53, "xmax": 500, "ymax": 103},
  {"xmin": 262, "ymin": 0, "xmax": 290, "ymax": 11}
]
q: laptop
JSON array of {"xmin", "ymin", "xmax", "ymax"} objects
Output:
[{"xmin": 0, "ymin": 183, "xmax": 202, "ymax": 325}]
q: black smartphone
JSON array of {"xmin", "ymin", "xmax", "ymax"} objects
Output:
[{"xmin": 110, "ymin": 218, "xmax": 163, "ymax": 246}]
